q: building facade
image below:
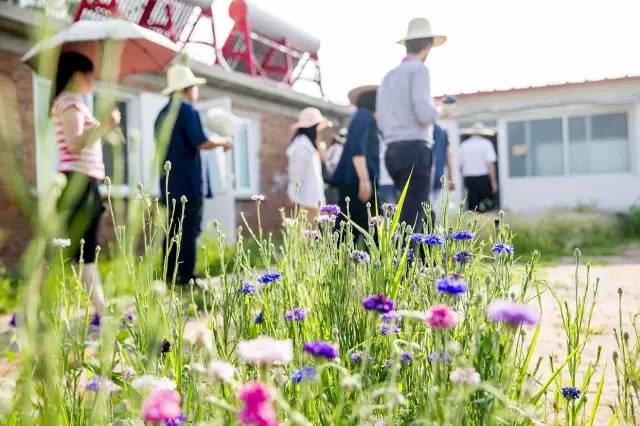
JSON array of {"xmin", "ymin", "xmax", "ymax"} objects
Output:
[
  {"xmin": 0, "ymin": 3, "xmax": 350, "ymax": 267},
  {"xmin": 441, "ymin": 77, "xmax": 640, "ymax": 212}
]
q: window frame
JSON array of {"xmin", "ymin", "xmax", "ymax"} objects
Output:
[
  {"xmin": 232, "ymin": 113, "xmax": 261, "ymax": 200},
  {"xmin": 505, "ymin": 107, "xmax": 633, "ymax": 178}
]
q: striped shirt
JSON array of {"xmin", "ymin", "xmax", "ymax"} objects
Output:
[{"xmin": 52, "ymin": 91, "xmax": 105, "ymax": 180}]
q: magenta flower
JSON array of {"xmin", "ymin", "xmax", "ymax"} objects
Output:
[
  {"xmin": 142, "ymin": 389, "xmax": 183, "ymax": 424},
  {"xmin": 425, "ymin": 305, "xmax": 459, "ymax": 329},
  {"xmin": 362, "ymin": 294, "xmax": 396, "ymax": 314},
  {"xmin": 486, "ymin": 300, "xmax": 539, "ymax": 326},
  {"xmin": 237, "ymin": 381, "xmax": 278, "ymax": 426}
]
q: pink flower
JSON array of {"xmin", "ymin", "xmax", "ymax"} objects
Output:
[
  {"xmin": 425, "ymin": 305, "xmax": 459, "ymax": 329},
  {"xmin": 142, "ymin": 389, "xmax": 182, "ymax": 423},
  {"xmin": 237, "ymin": 381, "xmax": 278, "ymax": 426}
]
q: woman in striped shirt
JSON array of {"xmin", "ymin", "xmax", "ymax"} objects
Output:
[{"xmin": 53, "ymin": 52, "xmax": 120, "ymax": 314}]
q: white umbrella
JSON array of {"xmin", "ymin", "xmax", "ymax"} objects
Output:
[{"xmin": 22, "ymin": 19, "xmax": 179, "ymax": 78}]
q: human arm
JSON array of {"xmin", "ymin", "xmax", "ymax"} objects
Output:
[
  {"xmin": 61, "ymin": 107, "xmax": 120, "ymax": 153},
  {"xmin": 184, "ymin": 104, "xmax": 232, "ymax": 151},
  {"xmin": 348, "ymin": 111, "xmax": 373, "ymax": 202},
  {"xmin": 352, "ymin": 156, "xmax": 372, "ymax": 202},
  {"xmin": 199, "ymin": 135, "xmax": 232, "ymax": 151},
  {"xmin": 488, "ymin": 162, "xmax": 498, "ymax": 193},
  {"xmin": 485, "ymin": 140, "xmax": 498, "ymax": 193},
  {"xmin": 411, "ymin": 67, "xmax": 440, "ymax": 126}
]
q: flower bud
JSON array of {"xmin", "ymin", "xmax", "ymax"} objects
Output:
[
  {"xmin": 164, "ymin": 161, "xmax": 172, "ymax": 172},
  {"xmin": 104, "ymin": 176, "xmax": 111, "ymax": 186},
  {"xmin": 180, "ymin": 195, "xmax": 188, "ymax": 204}
]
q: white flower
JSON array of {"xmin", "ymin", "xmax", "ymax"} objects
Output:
[
  {"xmin": 251, "ymin": 194, "xmax": 265, "ymax": 202},
  {"xmin": 283, "ymin": 218, "xmax": 296, "ymax": 227},
  {"xmin": 315, "ymin": 214, "xmax": 336, "ymax": 225},
  {"xmin": 150, "ymin": 280, "xmax": 167, "ymax": 296},
  {"xmin": 189, "ymin": 362, "xmax": 208, "ymax": 375},
  {"xmin": 183, "ymin": 320, "xmax": 213, "ymax": 352},
  {"xmin": 238, "ymin": 336, "xmax": 293, "ymax": 365},
  {"xmin": 131, "ymin": 375, "xmax": 175, "ymax": 394},
  {"xmin": 208, "ymin": 360, "xmax": 235, "ymax": 383},
  {"xmin": 51, "ymin": 238, "xmax": 71, "ymax": 248},
  {"xmin": 449, "ymin": 367, "xmax": 481, "ymax": 385}
]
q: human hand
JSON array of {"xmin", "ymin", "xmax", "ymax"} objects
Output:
[
  {"xmin": 448, "ymin": 180, "xmax": 456, "ymax": 191},
  {"xmin": 358, "ymin": 179, "xmax": 372, "ymax": 202},
  {"xmin": 106, "ymin": 108, "xmax": 121, "ymax": 129},
  {"xmin": 491, "ymin": 182, "xmax": 499, "ymax": 194}
]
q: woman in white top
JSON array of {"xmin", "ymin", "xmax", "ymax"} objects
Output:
[
  {"xmin": 53, "ymin": 51, "xmax": 121, "ymax": 314},
  {"xmin": 287, "ymin": 107, "xmax": 331, "ymax": 221}
]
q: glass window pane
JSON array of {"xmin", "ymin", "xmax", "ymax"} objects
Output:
[
  {"xmin": 588, "ymin": 139, "xmax": 628, "ymax": 173},
  {"xmin": 234, "ymin": 123, "xmax": 251, "ymax": 190},
  {"xmin": 591, "ymin": 113, "xmax": 627, "ymax": 139},
  {"xmin": 530, "ymin": 118, "xmax": 563, "ymax": 176},
  {"xmin": 569, "ymin": 141, "xmax": 589, "ymax": 174},
  {"xmin": 508, "ymin": 121, "xmax": 527, "ymax": 177},
  {"xmin": 569, "ymin": 116, "xmax": 586, "ymax": 141}
]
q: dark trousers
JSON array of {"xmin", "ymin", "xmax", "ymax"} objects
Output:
[
  {"xmin": 464, "ymin": 175, "xmax": 493, "ymax": 211},
  {"xmin": 338, "ymin": 184, "xmax": 371, "ymax": 243},
  {"xmin": 58, "ymin": 172, "xmax": 104, "ymax": 263},
  {"xmin": 384, "ymin": 141, "xmax": 433, "ymax": 234},
  {"xmin": 163, "ymin": 198, "xmax": 203, "ymax": 284}
]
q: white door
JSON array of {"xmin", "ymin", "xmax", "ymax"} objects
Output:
[{"xmin": 195, "ymin": 97, "xmax": 237, "ymax": 243}]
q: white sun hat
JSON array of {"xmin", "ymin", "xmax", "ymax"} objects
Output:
[
  {"xmin": 292, "ymin": 107, "xmax": 333, "ymax": 130},
  {"xmin": 460, "ymin": 122, "xmax": 496, "ymax": 137},
  {"xmin": 397, "ymin": 18, "xmax": 447, "ymax": 47},
  {"xmin": 162, "ymin": 64, "xmax": 206, "ymax": 95}
]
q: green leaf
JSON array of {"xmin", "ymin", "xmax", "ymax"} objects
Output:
[{"xmin": 587, "ymin": 365, "xmax": 607, "ymax": 426}]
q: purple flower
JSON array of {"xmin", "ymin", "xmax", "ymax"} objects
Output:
[
  {"xmin": 562, "ymin": 386, "xmax": 581, "ymax": 400},
  {"xmin": 254, "ymin": 312, "xmax": 264, "ymax": 325},
  {"xmin": 316, "ymin": 214, "xmax": 336, "ymax": 225},
  {"xmin": 383, "ymin": 203, "xmax": 397, "ymax": 215},
  {"xmin": 123, "ymin": 311, "xmax": 134, "ymax": 323},
  {"xmin": 9, "ymin": 313, "xmax": 16, "ymax": 328},
  {"xmin": 410, "ymin": 233, "xmax": 427, "ymax": 243},
  {"xmin": 401, "ymin": 351, "xmax": 412, "ymax": 363},
  {"xmin": 369, "ymin": 216, "xmax": 384, "ymax": 228},
  {"xmin": 239, "ymin": 281, "xmax": 257, "ymax": 295},
  {"xmin": 379, "ymin": 323, "xmax": 401, "ymax": 336},
  {"xmin": 349, "ymin": 351, "xmax": 364, "ymax": 364},
  {"xmin": 380, "ymin": 312, "xmax": 397, "ymax": 323},
  {"xmin": 303, "ymin": 341, "xmax": 338, "ymax": 360},
  {"xmin": 303, "ymin": 230, "xmax": 321, "ymax": 240},
  {"xmin": 452, "ymin": 230, "xmax": 474, "ymax": 241},
  {"xmin": 124, "ymin": 367, "xmax": 134, "ymax": 381},
  {"xmin": 423, "ymin": 234, "xmax": 444, "ymax": 246},
  {"xmin": 257, "ymin": 272, "xmax": 282, "ymax": 285},
  {"xmin": 454, "ymin": 250, "xmax": 473, "ymax": 264},
  {"xmin": 320, "ymin": 204, "xmax": 341, "ymax": 216},
  {"xmin": 90, "ymin": 313, "xmax": 101, "ymax": 332},
  {"xmin": 350, "ymin": 250, "xmax": 370, "ymax": 264},
  {"xmin": 435, "ymin": 275, "xmax": 468, "ymax": 296},
  {"xmin": 291, "ymin": 365, "xmax": 316, "ymax": 384},
  {"xmin": 492, "ymin": 242, "xmax": 514, "ymax": 255},
  {"xmin": 285, "ymin": 307, "xmax": 307, "ymax": 322},
  {"xmin": 486, "ymin": 300, "xmax": 539, "ymax": 326},
  {"xmin": 164, "ymin": 413, "xmax": 187, "ymax": 426},
  {"xmin": 362, "ymin": 294, "xmax": 396, "ymax": 314},
  {"xmin": 86, "ymin": 375, "xmax": 116, "ymax": 392},
  {"xmin": 428, "ymin": 351, "xmax": 452, "ymax": 364}
]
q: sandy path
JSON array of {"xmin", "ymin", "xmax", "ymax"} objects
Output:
[{"xmin": 536, "ymin": 254, "xmax": 640, "ymax": 425}]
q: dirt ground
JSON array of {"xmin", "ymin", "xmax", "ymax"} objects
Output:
[{"xmin": 535, "ymin": 249, "xmax": 640, "ymax": 425}]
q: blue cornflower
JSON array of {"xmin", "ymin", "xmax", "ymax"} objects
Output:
[
  {"xmin": 362, "ymin": 294, "xmax": 396, "ymax": 313},
  {"xmin": 380, "ymin": 312, "xmax": 397, "ymax": 323},
  {"xmin": 410, "ymin": 233, "xmax": 427, "ymax": 243},
  {"xmin": 89, "ymin": 313, "xmax": 101, "ymax": 332},
  {"xmin": 285, "ymin": 307, "xmax": 307, "ymax": 322},
  {"xmin": 435, "ymin": 275, "xmax": 468, "ymax": 296},
  {"xmin": 254, "ymin": 312, "xmax": 264, "ymax": 325},
  {"xmin": 303, "ymin": 341, "xmax": 338, "ymax": 360},
  {"xmin": 452, "ymin": 230, "xmax": 475, "ymax": 241},
  {"xmin": 492, "ymin": 242, "xmax": 514, "ymax": 255},
  {"xmin": 8, "ymin": 313, "xmax": 16, "ymax": 328},
  {"xmin": 383, "ymin": 203, "xmax": 397, "ymax": 215},
  {"xmin": 291, "ymin": 365, "xmax": 317, "ymax": 384},
  {"xmin": 350, "ymin": 250, "xmax": 370, "ymax": 264},
  {"xmin": 349, "ymin": 351, "xmax": 364, "ymax": 364},
  {"xmin": 428, "ymin": 351, "xmax": 452, "ymax": 364},
  {"xmin": 423, "ymin": 234, "xmax": 444, "ymax": 246},
  {"xmin": 454, "ymin": 250, "xmax": 473, "ymax": 264},
  {"xmin": 401, "ymin": 351, "xmax": 412, "ymax": 364},
  {"xmin": 562, "ymin": 386, "xmax": 581, "ymax": 400},
  {"xmin": 85, "ymin": 375, "xmax": 116, "ymax": 392},
  {"xmin": 164, "ymin": 413, "xmax": 187, "ymax": 426},
  {"xmin": 257, "ymin": 272, "xmax": 282, "ymax": 285},
  {"xmin": 320, "ymin": 204, "xmax": 341, "ymax": 216},
  {"xmin": 239, "ymin": 281, "xmax": 257, "ymax": 295},
  {"xmin": 369, "ymin": 216, "xmax": 384, "ymax": 228}
]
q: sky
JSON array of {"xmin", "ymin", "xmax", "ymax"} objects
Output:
[{"xmin": 204, "ymin": 0, "xmax": 640, "ymax": 104}]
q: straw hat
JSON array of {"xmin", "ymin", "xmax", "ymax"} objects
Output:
[
  {"xmin": 292, "ymin": 107, "xmax": 333, "ymax": 130},
  {"xmin": 397, "ymin": 18, "xmax": 447, "ymax": 47},
  {"xmin": 162, "ymin": 64, "xmax": 206, "ymax": 95},
  {"xmin": 347, "ymin": 84, "xmax": 378, "ymax": 105},
  {"xmin": 460, "ymin": 122, "xmax": 496, "ymax": 137}
]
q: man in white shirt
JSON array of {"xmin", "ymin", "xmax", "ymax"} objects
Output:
[{"xmin": 458, "ymin": 122, "xmax": 498, "ymax": 211}]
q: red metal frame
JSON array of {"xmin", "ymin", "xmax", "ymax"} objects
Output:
[
  {"xmin": 137, "ymin": 0, "xmax": 177, "ymax": 42},
  {"xmin": 73, "ymin": 0, "xmax": 119, "ymax": 21}
]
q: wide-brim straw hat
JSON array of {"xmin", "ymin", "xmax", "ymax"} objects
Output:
[
  {"xmin": 461, "ymin": 122, "xmax": 496, "ymax": 137},
  {"xmin": 347, "ymin": 84, "xmax": 378, "ymax": 105},
  {"xmin": 292, "ymin": 107, "xmax": 333, "ymax": 130},
  {"xmin": 397, "ymin": 18, "xmax": 447, "ymax": 47},
  {"xmin": 162, "ymin": 64, "xmax": 206, "ymax": 95}
]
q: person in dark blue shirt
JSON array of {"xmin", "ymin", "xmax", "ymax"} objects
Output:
[
  {"xmin": 333, "ymin": 86, "xmax": 380, "ymax": 242},
  {"xmin": 155, "ymin": 64, "xmax": 232, "ymax": 285},
  {"xmin": 430, "ymin": 124, "xmax": 456, "ymax": 206}
]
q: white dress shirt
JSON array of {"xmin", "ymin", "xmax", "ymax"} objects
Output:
[
  {"xmin": 287, "ymin": 134, "xmax": 326, "ymax": 208},
  {"xmin": 459, "ymin": 135, "xmax": 498, "ymax": 177}
]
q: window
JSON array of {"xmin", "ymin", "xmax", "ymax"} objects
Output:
[
  {"xmin": 569, "ymin": 113, "xmax": 629, "ymax": 174},
  {"xmin": 100, "ymin": 99, "xmax": 130, "ymax": 185},
  {"xmin": 232, "ymin": 117, "xmax": 260, "ymax": 197},
  {"xmin": 508, "ymin": 112, "xmax": 629, "ymax": 177}
]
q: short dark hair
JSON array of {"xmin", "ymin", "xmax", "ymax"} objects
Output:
[
  {"xmin": 55, "ymin": 51, "xmax": 94, "ymax": 99},
  {"xmin": 405, "ymin": 37, "xmax": 433, "ymax": 54},
  {"xmin": 356, "ymin": 90, "xmax": 377, "ymax": 113}
]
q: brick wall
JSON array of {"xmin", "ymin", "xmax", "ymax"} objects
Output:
[{"xmin": 0, "ymin": 49, "xmax": 36, "ymax": 268}]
